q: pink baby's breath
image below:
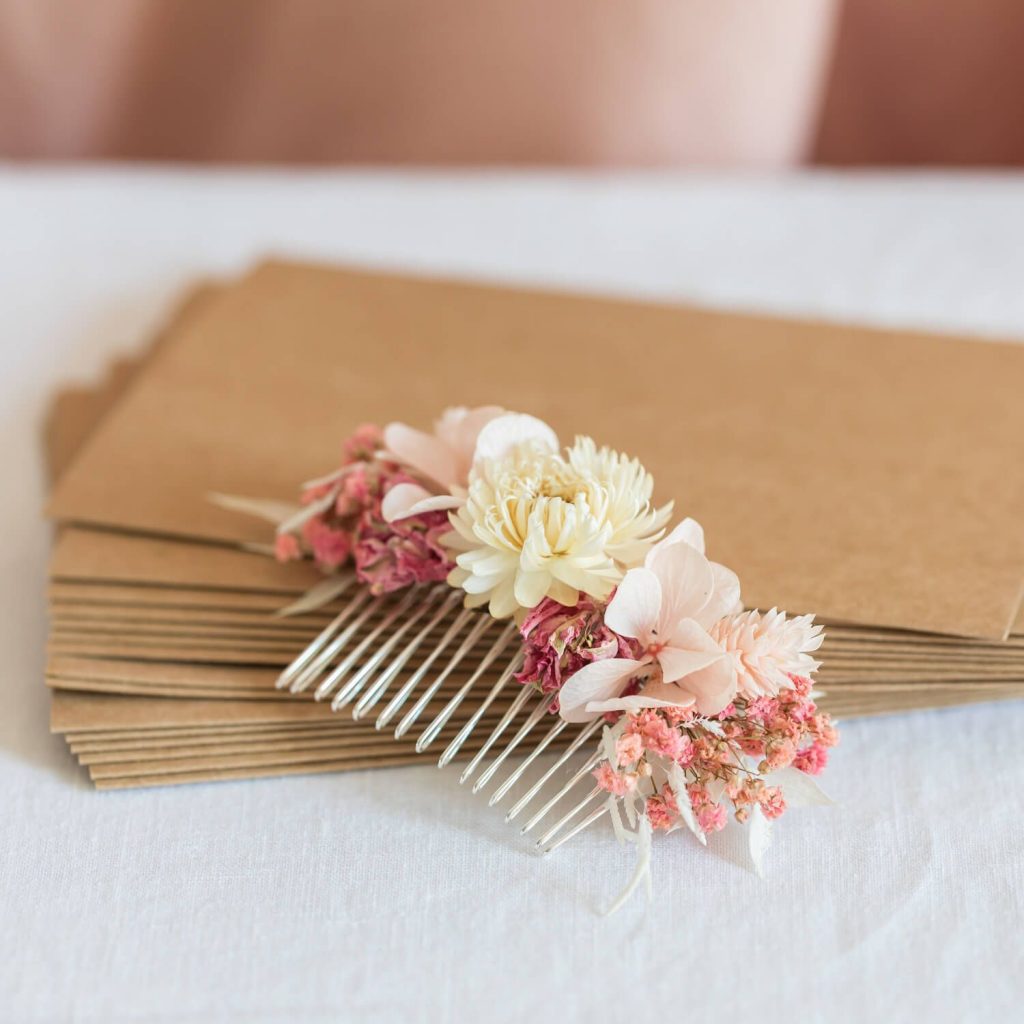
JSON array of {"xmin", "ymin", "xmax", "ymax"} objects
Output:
[
  {"xmin": 758, "ymin": 786, "xmax": 787, "ymax": 820},
  {"xmin": 615, "ymin": 733, "xmax": 644, "ymax": 767},
  {"xmin": 590, "ymin": 680, "xmax": 838, "ymax": 843},
  {"xmin": 595, "ymin": 762, "xmax": 636, "ymax": 797},
  {"xmin": 793, "ymin": 741, "xmax": 830, "ymax": 775}
]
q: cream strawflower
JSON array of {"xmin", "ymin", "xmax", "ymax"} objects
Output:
[
  {"xmin": 565, "ymin": 437, "xmax": 675, "ymax": 566},
  {"xmin": 445, "ymin": 415, "xmax": 672, "ymax": 618},
  {"xmin": 709, "ymin": 608, "xmax": 824, "ymax": 698}
]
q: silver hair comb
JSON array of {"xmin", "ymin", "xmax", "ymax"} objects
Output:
[{"xmin": 213, "ymin": 409, "xmax": 837, "ymax": 884}]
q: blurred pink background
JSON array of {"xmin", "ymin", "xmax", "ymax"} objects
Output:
[{"xmin": 2, "ymin": 0, "xmax": 1022, "ymax": 166}]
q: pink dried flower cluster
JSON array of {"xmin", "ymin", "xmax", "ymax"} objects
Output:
[
  {"xmin": 515, "ymin": 598, "xmax": 640, "ymax": 713},
  {"xmin": 594, "ymin": 675, "xmax": 839, "ymax": 833},
  {"xmin": 274, "ymin": 424, "xmax": 454, "ymax": 594}
]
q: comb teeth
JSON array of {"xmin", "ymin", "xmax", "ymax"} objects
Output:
[
  {"xmin": 374, "ymin": 606, "xmax": 478, "ymax": 728},
  {"xmin": 277, "ymin": 595, "xmax": 612, "ymax": 852},
  {"xmin": 351, "ymin": 590, "xmax": 464, "ymax": 719}
]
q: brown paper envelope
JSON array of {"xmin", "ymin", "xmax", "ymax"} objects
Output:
[
  {"xmin": 49, "ymin": 624, "xmax": 313, "ymax": 645},
  {"xmin": 48, "ymin": 691, "xmax": 344, "ymax": 731},
  {"xmin": 47, "ymin": 656, "xmax": 281, "ymax": 687},
  {"xmin": 52, "ymin": 645, "xmax": 1024, "ymax": 681},
  {"xmin": 818, "ymin": 640, "xmax": 1024, "ymax": 661},
  {"xmin": 49, "ymin": 582, "xmax": 312, "ymax": 614},
  {"xmin": 47, "ymin": 620, "xmax": 504, "ymax": 656},
  {"xmin": 46, "ymin": 676, "xmax": 480, "ymax": 708},
  {"xmin": 48, "ymin": 261, "xmax": 1024, "ymax": 640},
  {"xmin": 822, "ymin": 688, "xmax": 1024, "ymax": 715},
  {"xmin": 63, "ymin": 720, "xmax": 479, "ymax": 750},
  {"xmin": 76, "ymin": 716, "xmax": 508, "ymax": 765},
  {"xmin": 50, "ymin": 551, "xmax": 1024, "ymax": 646},
  {"xmin": 65, "ymin": 720, "xmax": 369, "ymax": 743},
  {"xmin": 47, "ymin": 676, "xmax": 483, "ymax": 719},
  {"xmin": 68, "ymin": 726, "xmax": 361, "ymax": 751},
  {"xmin": 46, "ymin": 670, "xmax": 296, "ymax": 693},
  {"xmin": 68, "ymin": 724, "xmax": 406, "ymax": 752},
  {"xmin": 89, "ymin": 753, "xmax": 471, "ymax": 790},
  {"xmin": 52, "ymin": 637, "xmax": 1024, "ymax": 678},
  {"xmin": 80, "ymin": 741, "xmax": 413, "ymax": 768},
  {"xmin": 819, "ymin": 671, "xmax": 1024, "ymax": 684},
  {"xmin": 46, "ymin": 613, "xmax": 452, "ymax": 643},
  {"xmin": 50, "ymin": 624, "xmax": 316, "ymax": 645},
  {"xmin": 52, "ymin": 597, "xmax": 1024, "ymax": 649},
  {"xmin": 48, "ymin": 678, "xmax": 297, "ymax": 700},
  {"xmin": 46, "ymin": 658, "xmax": 475, "ymax": 700},
  {"xmin": 819, "ymin": 680, "xmax": 1024, "ymax": 696},
  {"xmin": 823, "ymin": 623, "xmax": 1024, "ymax": 645},
  {"xmin": 76, "ymin": 733, "xmax": 401, "ymax": 764},
  {"xmin": 55, "ymin": 617, "xmax": 1024, "ymax": 666},
  {"xmin": 48, "ymin": 583, "xmax": 1024, "ymax": 647},
  {"xmin": 50, "ymin": 527, "xmax": 318, "ymax": 594},
  {"xmin": 85, "ymin": 728, "xmax": 517, "ymax": 781},
  {"xmin": 64, "ymin": 723, "xmax": 369, "ymax": 745},
  {"xmin": 43, "ymin": 284, "xmax": 221, "ymax": 482},
  {"xmin": 38, "ymin": 607, "xmax": 975, "ymax": 637},
  {"xmin": 819, "ymin": 653, "xmax": 1024, "ymax": 670},
  {"xmin": 45, "ymin": 656, "xmax": 478, "ymax": 694},
  {"xmin": 47, "ymin": 641, "xmax": 304, "ymax": 665},
  {"xmin": 50, "ymin": 608, "xmax": 326, "ymax": 631},
  {"xmin": 826, "ymin": 653, "xmax": 1024, "ymax": 670}
]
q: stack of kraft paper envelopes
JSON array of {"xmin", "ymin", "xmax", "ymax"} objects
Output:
[{"xmin": 44, "ymin": 261, "xmax": 1024, "ymax": 789}]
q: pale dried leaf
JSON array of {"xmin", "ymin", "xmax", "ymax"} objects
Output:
[
  {"xmin": 207, "ymin": 492, "xmax": 300, "ymax": 526},
  {"xmin": 275, "ymin": 576, "xmax": 351, "ymax": 618},
  {"xmin": 748, "ymin": 805, "xmax": 773, "ymax": 878}
]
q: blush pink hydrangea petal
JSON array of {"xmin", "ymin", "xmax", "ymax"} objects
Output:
[{"xmin": 557, "ymin": 657, "xmax": 648, "ymax": 723}]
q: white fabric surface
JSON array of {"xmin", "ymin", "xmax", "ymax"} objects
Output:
[{"xmin": 1, "ymin": 168, "xmax": 1022, "ymax": 1023}]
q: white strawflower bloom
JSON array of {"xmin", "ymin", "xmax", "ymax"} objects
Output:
[
  {"xmin": 709, "ymin": 608, "xmax": 824, "ymax": 698},
  {"xmin": 445, "ymin": 424, "xmax": 672, "ymax": 618},
  {"xmin": 565, "ymin": 437, "xmax": 674, "ymax": 566}
]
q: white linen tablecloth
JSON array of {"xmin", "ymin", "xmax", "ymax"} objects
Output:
[{"xmin": 1, "ymin": 168, "xmax": 1022, "ymax": 1024}]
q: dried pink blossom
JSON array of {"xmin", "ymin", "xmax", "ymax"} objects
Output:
[
  {"xmin": 516, "ymin": 598, "xmax": 638, "ymax": 711},
  {"xmin": 273, "ymin": 424, "xmax": 455, "ymax": 589},
  {"xmin": 353, "ymin": 505, "xmax": 453, "ymax": 595}
]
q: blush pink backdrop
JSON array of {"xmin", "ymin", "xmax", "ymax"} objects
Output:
[{"xmin": 2, "ymin": 0, "xmax": 1022, "ymax": 166}]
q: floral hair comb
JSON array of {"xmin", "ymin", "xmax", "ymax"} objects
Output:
[{"xmin": 215, "ymin": 407, "xmax": 837, "ymax": 907}]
